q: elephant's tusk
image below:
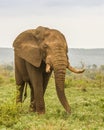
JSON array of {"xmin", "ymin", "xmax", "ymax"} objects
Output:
[
  {"xmin": 46, "ymin": 63, "xmax": 51, "ymax": 73},
  {"xmin": 67, "ymin": 62, "xmax": 85, "ymax": 74}
]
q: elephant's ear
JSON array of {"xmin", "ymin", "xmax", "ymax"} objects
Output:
[{"xmin": 13, "ymin": 41, "xmax": 42, "ymax": 67}]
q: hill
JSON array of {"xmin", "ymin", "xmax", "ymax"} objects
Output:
[
  {"xmin": 68, "ymin": 48, "xmax": 104, "ymax": 67},
  {"xmin": 0, "ymin": 48, "xmax": 104, "ymax": 67},
  {"xmin": 0, "ymin": 48, "xmax": 13, "ymax": 65}
]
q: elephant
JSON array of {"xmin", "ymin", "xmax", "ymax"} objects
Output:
[{"xmin": 13, "ymin": 26, "xmax": 85, "ymax": 114}]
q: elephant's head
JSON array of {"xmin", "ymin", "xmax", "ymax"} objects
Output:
[{"xmin": 13, "ymin": 26, "xmax": 85, "ymax": 113}]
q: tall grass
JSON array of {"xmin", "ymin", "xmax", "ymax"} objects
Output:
[{"xmin": 0, "ymin": 65, "xmax": 104, "ymax": 130}]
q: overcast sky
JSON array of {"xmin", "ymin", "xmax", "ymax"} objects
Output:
[{"xmin": 0, "ymin": 0, "xmax": 104, "ymax": 48}]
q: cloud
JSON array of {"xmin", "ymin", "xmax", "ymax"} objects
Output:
[
  {"xmin": 44, "ymin": 0, "xmax": 104, "ymax": 7},
  {"xmin": 0, "ymin": 0, "xmax": 104, "ymax": 17},
  {"xmin": 0, "ymin": 0, "xmax": 104, "ymax": 48},
  {"xmin": 1, "ymin": 0, "xmax": 104, "ymax": 11}
]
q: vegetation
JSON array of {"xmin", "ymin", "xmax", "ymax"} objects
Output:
[{"xmin": 0, "ymin": 64, "xmax": 104, "ymax": 130}]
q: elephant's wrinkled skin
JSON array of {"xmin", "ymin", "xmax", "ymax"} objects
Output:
[{"xmin": 13, "ymin": 26, "xmax": 85, "ymax": 114}]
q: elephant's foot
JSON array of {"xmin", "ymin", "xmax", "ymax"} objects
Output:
[
  {"xmin": 29, "ymin": 102, "xmax": 36, "ymax": 112},
  {"xmin": 37, "ymin": 111, "xmax": 45, "ymax": 115},
  {"xmin": 29, "ymin": 104, "xmax": 45, "ymax": 114},
  {"xmin": 36, "ymin": 104, "xmax": 45, "ymax": 114}
]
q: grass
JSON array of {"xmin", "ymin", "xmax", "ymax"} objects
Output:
[{"xmin": 0, "ymin": 66, "xmax": 104, "ymax": 130}]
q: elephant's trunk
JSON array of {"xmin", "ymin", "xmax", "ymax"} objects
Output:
[{"xmin": 53, "ymin": 52, "xmax": 71, "ymax": 113}]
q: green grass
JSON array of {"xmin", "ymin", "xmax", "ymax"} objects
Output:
[{"xmin": 0, "ymin": 67, "xmax": 104, "ymax": 130}]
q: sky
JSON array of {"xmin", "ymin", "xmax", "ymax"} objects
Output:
[{"xmin": 0, "ymin": 0, "xmax": 104, "ymax": 48}]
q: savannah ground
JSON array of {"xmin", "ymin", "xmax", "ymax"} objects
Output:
[{"xmin": 0, "ymin": 65, "xmax": 104, "ymax": 130}]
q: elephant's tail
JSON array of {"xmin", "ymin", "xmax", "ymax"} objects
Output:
[{"xmin": 22, "ymin": 82, "xmax": 28, "ymax": 102}]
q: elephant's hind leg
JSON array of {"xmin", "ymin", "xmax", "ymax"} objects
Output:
[
  {"xmin": 16, "ymin": 82, "xmax": 25, "ymax": 103},
  {"xmin": 29, "ymin": 82, "xmax": 36, "ymax": 112}
]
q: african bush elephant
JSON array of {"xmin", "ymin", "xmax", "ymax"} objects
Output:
[{"xmin": 13, "ymin": 26, "xmax": 85, "ymax": 114}]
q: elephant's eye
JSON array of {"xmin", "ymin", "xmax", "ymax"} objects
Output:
[{"xmin": 43, "ymin": 43, "xmax": 48, "ymax": 48}]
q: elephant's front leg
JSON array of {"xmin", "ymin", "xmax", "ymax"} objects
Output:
[
  {"xmin": 34, "ymin": 75, "xmax": 45, "ymax": 114},
  {"xmin": 43, "ymin": 71, "xmax": 52, "ymax": 95},
  {"xmin": 26, "ymin": 62, "xmax": 45, "ymax": 114},
  {"xmin": 29, "ymin": 78, "xmax": 45, "ymax": 114},
  {"xmin": 16, "ymin": 83, "xmax": 25, "ymax": 103}
]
